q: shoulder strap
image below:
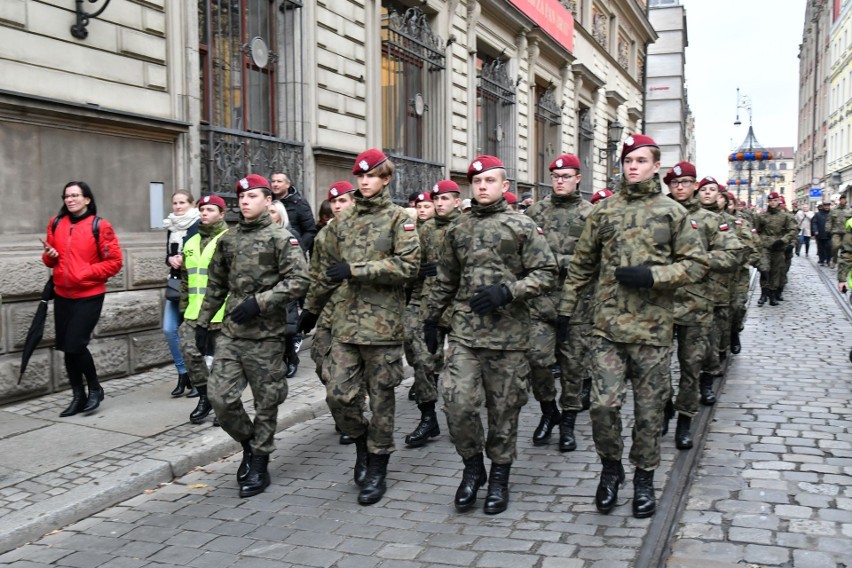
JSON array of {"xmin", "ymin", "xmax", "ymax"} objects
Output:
[{"xmin": 51, "ymin": 215, "xmax": 101, "ymax": 244}]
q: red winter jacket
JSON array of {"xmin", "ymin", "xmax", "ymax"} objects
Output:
[{"xmin": 42, "ymin": 214, "xmax": 123, "ymax": 299}]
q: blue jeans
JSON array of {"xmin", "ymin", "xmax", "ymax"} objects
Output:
[{"xmin": 163, "ymin": 299, "xmax": 186, "ymax": 374}]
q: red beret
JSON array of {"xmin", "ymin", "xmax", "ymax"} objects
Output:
[
  {"xmin": 590, "ymin": 189, "xmax": 614, "ymax": 204},
  {"xmin": 236, "ymin": 174, "xmax": 271, "ymax": 195},
  {"xmin": 620, "ymin": 134, "xmax": 659, "ymax": 163},
  {"xmin": 697, "ymin": 176, "xmax": 720, "ymax": 189},
  {"xmin": 779, "ymin": 195, "xmax": 786, "ymax": 202},
  {"xmin": 352, "ymin": 148, "xmax": 388, "ymax": 174},
  {"xmin": 726, "ymin": 192, "xmax": 737, "ymax": 201},
  {"xmin": 766, "ymin": 192, "xmax": 780, "ymax": 199},
  {"xmin": 549, "ymin": 154, "xmax": 581, "ymax": 171},
  {"xmin": 197, "ymin": 194, "xmax": 227, "ymax": 211},
  {"xmin": 671, "ymin": 161, "xmax": 696, "ymax": 179},
  {"xmin": 327, "ymin": 181, "xmax": 355, "ymax": 201},
  {"xmin": 414, "ymin": 192, "xmax": 432, "ymax": 203},
  {"xmin": 503, "ymin": 191, "xmax": 518, "ymax": 204},
  {"xmin": 431, "ymin": 180, "xmax": 460, "ymax": 195},
  {"xmin": 663, "ymin": 169, "xmax": 675, "ymax": 185},
  {"xmin": 467, "ymin": 155, "xmax": 505, "ymax": 181}
]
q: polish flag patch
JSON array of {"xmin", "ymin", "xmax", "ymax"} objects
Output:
[
  {"xmin": 289, "ymin": 238, "xmax": 300, "ymax": 246},
  {"xmin": 735, "ymin": 220, "xmax": 743, "ymax": 226},
  {"xmin": 403, "ymin": 223, "xmax": 416, "ymax": 231},
  {"xmin": 537, "ymin": 226, "xmax": 544, "ymax": 234},
  {"xmin": 719, "ymin": 223, "xmax": 729, "ymax": 231},
  {"xmin": 690, "ymin": 220, "xmax": 698, "ymax": 229},
  {"xmin": 751, "ymin": 228, "xmax": 758, "ymax": 234}
]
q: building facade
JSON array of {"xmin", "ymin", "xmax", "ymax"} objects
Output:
[
  {"xmin": 727, "ymin": 146, "xmax": 795, "ymax": 210},
  {"xmin": 826, "ymin": 0, "xmax": 852, "ymax": 200}
]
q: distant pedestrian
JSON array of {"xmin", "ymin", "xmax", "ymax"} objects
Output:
[
  {"xmin": 812, "ymin": 202, "xmax": 832, "ymax": 266},
  {"xmin": 795, "ymin": 204, "xmax": 814, "ymax": 256},
  {"xmin": 519, "ymin": 192, "xmax": 534, "ymax": 212}
]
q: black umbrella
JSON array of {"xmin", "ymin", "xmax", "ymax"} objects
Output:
[{"xmin": 18, "ymin": 277, "xmax": 55, "ymax": 384}]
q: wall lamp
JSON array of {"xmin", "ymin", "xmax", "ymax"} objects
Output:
[
  {"xmin": 71, "ymin": 0, "xmax": 113, "ymax": 40},
  {"xmin": 597, "ymin": 120, "xmax": 624, "ymax": 164}
]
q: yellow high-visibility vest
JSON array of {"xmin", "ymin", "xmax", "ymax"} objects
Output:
[{"xmin": 183, "ymin": 230, "xmax": 228, "ymax": 322}]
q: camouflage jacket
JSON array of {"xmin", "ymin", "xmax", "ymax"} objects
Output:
[
  {"xmin": 424, "ymin": 198, "xmax": 557, "ymax": 351},
  {"xmin": 198, "ymin": 212, "xmax": 310, "ymax": 340},
  {"xmin": 419, "ymin": 207, "xmax": 461, "ymax": 327},
  {"xmin": 828, "ymin": 204, "xmax": 851, "ymax": 234},
  {"xmin": 700, "ymin": 202, "xmax": 746, "ymax": 306},
  {"xmin": 754, "ymin": 206, "xmax": 798, "ymax": 249},
  {"xmin": 558, "ymin": 175, "xmax": 709, "ymax": 347},
  {"xmin": 406, "ymin": 217, "xmax": 433, "ymax": 306},
  {"xmin": 525, "ymin": 192, "xmax": 595, "ymax": 323},
  {"xmin": 310, "ymin": 222, "xmax": 347, "ymax": 330},
  {"xmin": 837, "ymin": 217, "xmax": 852, "ymax": 283},
  {"xmin": 303, "ymin": 187, "xmax": 420, "ymax": 345}
]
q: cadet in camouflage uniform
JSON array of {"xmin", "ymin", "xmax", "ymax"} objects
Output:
[
  {"xmin": 753, "ymin": 191, "xmax": 798, "ymax": 306},
  {"xmin": 404, "ymin": 180, "xmax": 463, "ymax": 448},
  {"xmin": 197, "ymin": 174, "xmax": 310, "ymax": 498},
  {"xmin": 557, "ymin": 135, "xmax": 708, "ymax": 519},
  {"xmin": 777, "ymin": 196, "xmax": 797, "ymax": 300},
  {"xmin": 179, "ymin": 194, "xmax": 229, "ymax": 425},
  {"xmin": 829, "ymin": 194, "xmax": 850, "ymax": 268},
  {"xmin": 665, "ymin": 165, "xmax": 742, "ymax": 449},
  {"xmin": 524, "ymin": 153, "xmax": 594, "ymax": 452},
  {"xmin": 835, "ymin": 215, "xmax": 852, "ymax": 292},
  {"xmin": 424, "ymin": 155, "xmax": 557, "ymax": 515},
  {"xmin": 299, "ymin": 149, "xmax": 420, "ymax": 506},
  {"xmin": 726, "ymin": 191, "xmax": 761, "ymax": 355}
]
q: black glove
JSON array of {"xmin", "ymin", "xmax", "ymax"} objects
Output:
[
  {"xmin": 229, "ymin": 296, "xmax": 261, "ymax": 324},
  {"xmin": 424, "ymin": 320, "xmax": 440, "ymax": 354},
  {"xmin": 469, "ymin": 284, "xmax": 513, "ymax": 315},
  {"xmin": 556, "ymin": 315, "xmax": 571, "ymax": 343},
  {"xmin": 785, "ymin": 244, "xmax": 794, "ymax": 253},
  {"xmin": 615, "ymin": 266, "xmax": 654, "ymax": 289},
  {"xmin": 195, "ymin": 325, "xmax": 209, "ymax": 355},
  {"xmin": 297, "ymin": 310, "xmax": 318, "ymax": 334},
  {"xmin": 326, "ymin": 262, "xmax": 352, "ymax": 282},
  {"xmin": 420, "ymin": 261, "xmax": 438, "ymax": 278},
  {"xmin": 771, "ymin": 239, "xmax": 785, "ymax": 251}
]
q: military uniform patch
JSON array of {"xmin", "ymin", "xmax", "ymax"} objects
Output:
[
  {"xmin": 537, "ymin": 226, "xmax": 544, "ymax": 235},
  {"xmin": 719, "ymin": 223, "xmax": 729, "ymax": 231},
  {"xmin": 690, "ymin": 220, "xmax": 698, "ymax": 229},
  {"xmin": 289, "ymin": 237, "xmax": 300, "ymax": 246},
  {"xmin": 403, "ymin": 223, "xmax": 416, "ymax": 231}
]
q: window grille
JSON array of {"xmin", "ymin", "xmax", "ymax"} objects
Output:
[
  {"xmin": 535, "ymin": 86, "xmax": 562, "ymax": 198},
  {"xmin": 477, "ymin": 55, "xmax": 517, "ymax": 182}
]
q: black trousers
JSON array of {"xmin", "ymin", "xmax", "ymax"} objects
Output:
[{"xmin": 54, "ymin": 293, "xmax": 104, "ymax": 388}]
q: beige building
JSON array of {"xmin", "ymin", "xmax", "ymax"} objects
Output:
[
  {"xmin": 727, "ymin": 146, "xmax": 795, "ymax": 210},
  {"xmin": 827, "ymin": 0, "xmax": 852, "ymax": 201},
  {"xmin": 0, "ymin": 0, "xmax": 655, "ymax": 404}
]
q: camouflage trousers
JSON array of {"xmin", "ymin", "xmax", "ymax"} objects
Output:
[
  {"xmin": 703, "ymin": 306, "xmax": 729, "ymax": 375},
  {"xmin": 311, "ymin": 326, "xmax": 333, "ymax": 384},
  {"xmin": 442, "ymin": 341, "xmax": 530, "ymax": 464},
  {"xmin": 527, "ymin": 318, "xmax": 557, "ymax": 402},
  {"xmin": 731, "ymin": 290, "xmax": 749, "ymax": 334},
  {"xmin": 782, "ymin": 247, "xmax": 793, "ymax": 289},
  {"xmin": 404, "ymin": 303, "xmax": 441, "ymax": 404},
  {"xmin": 178, "ymin": 320, "xmax": 215, "ymax": 389},
  {"xmin": 673, "ymin": 323, "xmax": 710, "ymax": 417},
  {"xmin": 832, "ymin": 234, "xmax": 842, "ymax": 265},
  {"xmin": 559, "ymin": 322, "xmax": 593, "ymax": 412},
  {"xmin": 208, "ymin": 336, "xmax": 288, "ymax": 456},
  {"xmin": 759, "ymin": 248, "xmax": 786, "ymax": 290},
  {"xmin": 327, "ymin": 341, "xmax": 404, "ymax": 454},
  {"xmin": 588, "ymin": 336, "xmax": 669, "ymax": 471}
]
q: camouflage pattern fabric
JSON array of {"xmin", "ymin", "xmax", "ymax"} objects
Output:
[
  {"xmin": 419, "ymin": 207, "xmax": 461, "ymax": 329},
  {"xmin": 311, "ymin": 224, "xmax": 348, "ymax": 331},
  {"xmin": 310, "ymin": 326, "xmax": 332, "ymax": 384},
  {"xmin": 829, "ymin": 205, "xmax": 850, "ymax": 264},
  {"xmin": 673, "ymin": 323, "xmax": 710, "ymax": 417},
  {"xmin": 178, "ymin": 320, "xmax": 213, "ymax": 389},
  {"xmin": 702, "ymin": 306, "xmax": 729, "ymax": 376},
  {"xmin": 526, "ymin": 317, "xmax": 557, "ymax": 402},
  {"xmin": 558, "ymin": 322, "xmax": 592, "ymax": 411},
  {"xmin": 753, "ymin": 206, "xmax": 798, "ymax": 291},
  {"xmin": 836, "ymin": 217, "xmax": 852, "ymax": 284},
  {"xmin": 208, "ymin": 336, "xmax": 288, "ymax": 456},
  {"xmin": 404, "ymin": 302, "xmax": 440, "ymax": 404},
  {"xmin": 441, "ymin": 341, "xmax": 530, "ymax": 464}
]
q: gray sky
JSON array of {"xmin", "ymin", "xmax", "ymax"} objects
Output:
[{"xmin": 680, "ymin": 0, "xmax": 806, "ymax": 179}]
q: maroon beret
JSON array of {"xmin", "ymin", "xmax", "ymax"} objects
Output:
[
  {"xmin": 352, "ymin": 148, "xmax": 388, "ymax": 174},
  {"xmin": 697, "ymin": 176, "xmax": 720, "ymax": 189},
  {"xmin": 549, "ymin": 154, "xmax": 581, "ymax": 171},
  {"xmin": 197, "ymin": 194, "xmax": 227, "ymax": 211},
  {"xmin": 620, "ymin": 134, "xmax": 659, "ymax": 163},
  {"xmin": 590, "ymin": 189, "xmax": 614, "ymax": 204},
  {"xmin": 663, "ymin": 169, "xmax": 676, "ymax": 185},
  {"xmin": 327, "ymin": 181, "xmax": 355, "ymax": 201},
  {"xmin": 671, "ymin": 161, "xmax": 697, "ymax": 179},
  {"xmin": 431, "ymin": 180, "xmax": 460, "ymax": 195},
  {"xmin": 467, "ymin": 155, "xmax": 505, "ymax": 182},
  {"xmin": 503, "ymin": 191, "xmax": 518, "ymax": 204},
  {"xmin": 414, "ymin": 192, "xmax": 432, "ymax": 203},
  {"xmin": 235, "ymin": 174, "xmax": 271, "ymax": 195}
]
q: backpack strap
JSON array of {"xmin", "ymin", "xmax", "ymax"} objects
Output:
[{"xmin": 52, "ymin": 215, "xmax": 103, "ymax": 256}]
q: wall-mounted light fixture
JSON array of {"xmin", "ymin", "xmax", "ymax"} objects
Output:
[
  {"xmin": 597, "ymin": 120, "xmax": 624, "ymax": 164},
  {"xmin": 71, "ymin": 0, "xmax": 113, "ymax": 40}
]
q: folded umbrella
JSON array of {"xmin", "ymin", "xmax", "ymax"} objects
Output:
[{"xmin": 18, "ymin": 277, "xmax": 54, "ymax": 384}]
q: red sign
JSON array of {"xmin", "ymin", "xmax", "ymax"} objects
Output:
[{"xmin": 508, "ymin": 0, "xmax": 575, "ymax": 52}]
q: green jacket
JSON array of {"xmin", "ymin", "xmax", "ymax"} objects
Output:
[
  {"xmin": 754, "ymin": 206, "xmax": 798, "ymax": 249},
  {"xmin": 828, "ymin": 204, "xmax": 851, "ymax": 234},
  {"xmin": 419, "ymin": 207, "xmax": 461, "ymax": 327}
]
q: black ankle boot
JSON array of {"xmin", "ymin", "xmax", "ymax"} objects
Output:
[
  {"xmin": 483, "ymin": 463, "xmax": 511, "ymax": 514},
  {"xmin": 339, "ymin": 433, "xmax": 355, "ymax": 445},
  {"xmin": 660, "ymin": 398, "xmax": 675, "ymax": 436},
  {"xmin": 699, "ymin": 373, "xmax": 717, "ymax": 406},
  {"xmin": 757, "ymin": 292, "xmax": 768, "ymax": 307},
  {"xmin": 595, "ymin": 459, "xmax": 625, "ymax": 514},
  {"xmin": 185, "ymin": 378, "xmax": 199, "ymax": 398},
  {"xmin": 532, "ymin": 401, "xmax": 561, "ymax": 446},
  {"xmin": 455, "ymin": 453, "xmax": 487, "ymax": 512},
  {"xmin": 769, "ymin": 290, "xmax": 779, "ymax": 306},
  {"xmin": 189, "ymin": 386, "xmax": 212, "ymax": 424},
  {"xmin": 558, "ymin": 410, "xmax": 577, "ymax": 452},
  {"xmin": 82, "ymin": 386, "xmax": 104, "ymax": 413},
  {"xmin": 730, "ymin": 331, "xmax": 741, "ymax": 354},
  {"xmin": 633, "ymin": 468, "xmax": 656, "ymax": 518},
  {"xmin": 675, "ymin": 414, "xmax": 693, "ymax": 449},
  {"xmin": 405, "ymin": 403, "xmax": 440, "ymax": 447},
  {"xmin": 719, "ymin": 349, "xmax": 727, "ymax": 362},
  {"xmin": 60, "ymin": 385, "xmax": 87, "ymax": 417},
  {"xmin": 237, "ymin": 440, "xmax": 253, "ymax": 484},
  {"xmin": 358, "ymin": 453, "xmax": 389, "ymax": 505},
  {"xmin": 354, "ymin": 435, "xmax": 368, "ymax": 487},
  {"xmin": 408, "ymin": 384, "xmax": 416, "ymax": 401},
  {"xmin": 239, "ymin": 454, "xmax": 270, "ymax": 498},
  {"xmin": 171, "ymin": 372, "xmax": 190, "ymax": 397},
  {"xmin": 580, "ymin": 379, "xmax": 592, "ymax": 410}
]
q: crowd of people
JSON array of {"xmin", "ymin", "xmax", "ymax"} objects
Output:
[{"xmin": 43, "ymin": 132, "xmax": 843, "ymax": 518}]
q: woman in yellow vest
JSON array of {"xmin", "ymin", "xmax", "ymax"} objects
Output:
[{"xmin": 179, "ymin": 194, "xmax": 229, "ymax": 424}]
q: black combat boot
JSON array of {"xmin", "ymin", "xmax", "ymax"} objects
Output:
[
  {"xmin": 768, "ymin": 290, "xmax": 779, "ymax": 306},
  {"xmin": 239, "ymin": 454, "xmax": 270, "ymax": 498},
  {"xmin": 483, "ymin": 463, "xmax": 511, "ymax": 515},
  {"xmin": 595, "ymin": 459, "xmax": 625, "ymax": 514},
  {"xmin": 580, "ymin": 379, "xmax": 592, "ymax": 410},
  {"xmin": 237, "ymin": 440, "xmax": 253, "ymax": 484},
  {"xmin": 59, "ymin": 385, "xmax": 87, "ymax": 417},
  {"xmin": 404, "ymin": 402, "xmax": 440, "ymax": 447},
  {"xmin": 719, "ymin": 349, "xmax": 727, "ymax": 362},
  {"xmin": 171, "ymin": 372, "xmax": 190, "ymax": 397},
  {"xmin": 632, "ymin": 468, "xmax": 656, "ymax": 518},
  {"xmin": 757, "ymin": 291, "xmax": 768, "ymax": 307},
  {"xmin": 776, "ymin": 287, "xmax": 784, "ymax": 301},
  {"xmin": 358, "ymin": 453, "xmax": 389, "ymax": 505},
  {"xmin": 353, "ymin": 435, "xmax": 368, "ymax": 487},
  {"xmin": 730, "ymin": 331, "xmax": 741, "ymax": 354},
  {"xmin": 674, "ymin": 414, "xmax": 693, "ymax": 449},
  {"xmin": 339, "ymin": 433, "xmax": 354, "ymax": 445},
  {"xmin": 189, "ymin": 385, "xmax": 213, "ymax": 424},
  {"xmin": 408, "ymin": 384, "xmax": 416, "ymax": 401},
  {"xmin": 532, "ymin": 400, "xmax": 561, "ymax": 445},
  {"xmin": 558, "ymin": 411, "xmax": 577, "ymax": 452},
  {"xmin": 454, "ymin": 453, "xmax": 487, "ymax": 512},
  {"xmin": 185, "ymin": 376, "xmax": 199, "ymax": 398},
  {"xmin": 82, "ymin": 385, "xmax": 104, "ymax": 413},
  {"xmin": 699, "ymin": 373, "xmax": 717, "ymax": 406},
  {"xmin": 660, "ymin": 398, "xmax": 675, "ymax": 436}
]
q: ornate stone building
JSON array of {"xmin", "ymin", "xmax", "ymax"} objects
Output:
[{"xmin": 826, "ymin": 0, "xmax": 852, "ymax": 201}]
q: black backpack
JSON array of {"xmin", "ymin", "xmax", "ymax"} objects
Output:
[{"xmin": 51, "ymin": 215, "xmax": 103, "ymax": 257}]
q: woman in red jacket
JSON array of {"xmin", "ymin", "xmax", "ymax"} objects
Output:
[{"xmin": 42, "ymin": 181, "xmax": 123, "ymax": 417}]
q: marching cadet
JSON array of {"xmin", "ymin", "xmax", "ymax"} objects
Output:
[
  {"xmin": 523, "ymin": 154, "xmax": 594, "ymax": 451},
  {"xmin": 829, "ymin": 194, "xmax": 851, "ymax": 268},
  {"xmin": 424, "ymin": 156, "xmax": 557, "ymax": 514},
  {"xmin": 557, "ymin": 135, "xmax": 708, "ymax": 519},
  {"xmin": 298, "ymin": 149, "xmax": 420, "ymax": 506},
  {"xmin": 404, "ymin": 181, "xmax": 463, "ymax": 447},
  {"xmin": 836, "ymin": 214, "xmax": 852, "ymax": 291},
  {"xmin": 179, "ymin": 194, "xmax": 229, "ymax": 425},
  {"xmin": 753, "ymin": 191, "xmax": 798, "ymax": 306},
  {"xmin": 726, "ymin": 191, "xmax": 761, "ymax": 355},
  {"xmin": 197, "ymin": 174, "xmax": 310, "ymax": 498}
]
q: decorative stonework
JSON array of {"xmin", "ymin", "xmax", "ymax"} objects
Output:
[
  {"xmin": 617, "ymin": 33, "xmax": 630, "ymax": 70},
  {"xmin": 559, "ymin": 0, "xmax": 578, "ymax": 17},
  {"xmin": 592, "ymin": 7, "xmax": 608, "ymax": 48}
]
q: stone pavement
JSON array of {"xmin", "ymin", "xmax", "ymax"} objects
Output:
[{"xmin": 0, "ymin": 256, "xmax": 849, "ymax": 567}]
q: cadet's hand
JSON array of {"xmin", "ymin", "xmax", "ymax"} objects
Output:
[
  {"xmin": 615, "ymin": 266, "xmax": 654, "ymax": 289},
  {"xmin": 230, "ymin": 296, "xmax": 261, "ymax": 324},
  {"xmin": 771, "ymin": 239, "xmax": 785, "ymax": 251},
  {"xmin": 195, "ymin": 325, "xmax": 209, "ymax": 355},
  {"xmin": 297, "ymin": 310, "xmax": 318, "ymax": 334},
  {"xmin": 326, "ymin": 263, "xmax": 352, "ymax": 282},
  {"xmin": 556, "ymin": 315, "xmax": 571, "ymax": 343},
  {"xmin": 839, "ymin": 281, "xmax": 848, "ymax": 294},
  {"xmin": 420, "ymin": 261, "xmax": 438, "ymax": 278},
  {"xmin": 424, "ymin": 320, "xmax": 440, "ymax": 354},
  {"xmin": 469, "ymin": 284, "xmax": 513, "ymax": 315}
]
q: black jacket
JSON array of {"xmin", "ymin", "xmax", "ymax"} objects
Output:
[
  {"xmin": 812, "ymin": 210, "xmax": 831, "ymax": 240},
  {"xmin": 282, "ymin": 186, "xmax": 318, "ymax": 253}
]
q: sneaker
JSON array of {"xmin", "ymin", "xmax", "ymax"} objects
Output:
[{"xmin": 293, "ymin": 335, "xmax": 303, "ymax": 354}]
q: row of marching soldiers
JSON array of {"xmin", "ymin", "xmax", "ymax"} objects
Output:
[{"xmin": 186, "ymin": 134, "xmax": 781, "ymax": 518}]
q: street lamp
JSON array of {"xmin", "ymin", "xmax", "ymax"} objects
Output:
[
  {"xmin": 71, "ymin": 0, "xmax": 113, "ymax": 40},
  {"xmin": 597, "ymin": 120, "xmax": 625, "ymax": 187}
]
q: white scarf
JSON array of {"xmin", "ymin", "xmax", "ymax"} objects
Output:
[{"xmin": 163, "ymin": 208, "xmax": 200, "ymax": 252}]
